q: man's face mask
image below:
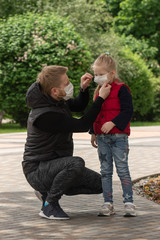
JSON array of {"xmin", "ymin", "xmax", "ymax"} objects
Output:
[
  {"xmin": 63, "ymin": 82, "xmax": 74, "ymax": 100},
  {"xmin": 94, "ymin": 74, "xmax": 109, "ymax": 86}
]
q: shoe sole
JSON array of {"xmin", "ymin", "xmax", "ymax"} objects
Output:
[
  {"xmin": 98, "ymin": 212, "xmax": 115, "ymax": 217},
  {"xmin": 124, "ymin": 213, "xmax": 136, "ymax": 217},
  {"xmin": 39, "ymin": 211, "xmax": 70, "ymax": 220}
]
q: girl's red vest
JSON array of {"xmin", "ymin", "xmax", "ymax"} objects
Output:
[{"xmin": 93, "ymin": 80, "xmax": 131, "ymax": 136}]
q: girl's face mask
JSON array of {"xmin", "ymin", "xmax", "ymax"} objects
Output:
[{"xmin": 94, "ymin": 74, "xmax": 109, "ymax": 86}]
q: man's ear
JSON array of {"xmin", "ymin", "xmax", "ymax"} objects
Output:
[
  {"xmin": 51, "ymin": 88, "xmax": 57, "ymax": 96},
  {"xmin": 50, "ymin": 87, "xmax": 58, "ymax": 96}
]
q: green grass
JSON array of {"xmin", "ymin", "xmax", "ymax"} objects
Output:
[
  {"xmin": 0, "ymin": 121, "xmax": 160, "ymax": 134},
  {"xmin": 0, "ymin": 123, "xmax": 26, "ymax": 133},
  {"xmin": 131, "ymin": 122, "xmax": 160, "ymax": 126}
]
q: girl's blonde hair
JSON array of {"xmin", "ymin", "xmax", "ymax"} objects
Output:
[{"xmin": 92, "ymin": 53, "xmax": 117, "ymax": 100}]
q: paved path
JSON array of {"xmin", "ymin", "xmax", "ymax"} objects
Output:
[{"xmin": 0, "ymin": 127, "xmax": 160, "ymax": 239}]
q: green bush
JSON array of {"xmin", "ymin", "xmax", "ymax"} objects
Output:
[
  {"xmin": 103, "ymin": 0, "xmax": 123, "ymax": 17},
  {"xmin": 45, "ymin": 0, "xmax": 112, "ymax": 56},
  {"xmin": 118, "ymin": 48, "xmax": 154, "ymax": 120},
  {"xmin": 119, "ymin": 35, "xmax": 160, "ymax": 77},
  {"xmin": 0, "ymin": 12, "xmax": 92, "ymax": 126},
  {"xmin": 114, "ymin": 0, "xmax": 160, "ymax": 63},
  {"xmin": 0, "ymin": 0, "xmax": 39, "ymax": 18},
  {"xmin": 150, "ymin": 77, "xmax": 160, "ymax": 121}
]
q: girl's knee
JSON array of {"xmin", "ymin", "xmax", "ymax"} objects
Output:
[
  {"xmin": 101, "ymin": 170, "xmax": 113, "ymax": 178},
  {"xmin": 117, "ymin": 169, "xmax": 130, "ymax": 178}
]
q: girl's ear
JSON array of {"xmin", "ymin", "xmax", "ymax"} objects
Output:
[{"xmin": 111, "ymin": 70, "xmax": 116, "ymax": 78}]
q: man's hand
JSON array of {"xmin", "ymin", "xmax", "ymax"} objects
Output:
[
  {"xmin": 99, "ymin": 83, "xmax": 111, "ymax": 100},
  {"xmin": 101, "ymin": 121, "xmax": 115, "ymax": 134},
  {"xmin": 81, "ymin": 73, "xmax": 93, "ymax": 90},
  {"xmin": 91, "ymin": 134, "xmax": 98, "ymax": 148}
]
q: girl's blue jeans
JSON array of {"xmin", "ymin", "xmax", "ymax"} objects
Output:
[{"xmin": 97, "ymin": 133, "xmax": 133, "ymax": 203}]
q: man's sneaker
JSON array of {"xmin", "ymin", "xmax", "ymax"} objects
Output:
[
  {"xmin": 124, "ymin": 202, "xmax": 136, "ymax": 217},
  {"xmin": 98, "ymin": 202, "xmax": 115, "ymax": 216},
  {"xmin": 39, "ymin": 202, "xmax": 70, "ymax": 220}
]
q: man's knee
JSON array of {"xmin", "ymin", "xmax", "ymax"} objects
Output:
[{"xmin": 71, "ymin": 156, "xmax": 85, "ymax": 175}]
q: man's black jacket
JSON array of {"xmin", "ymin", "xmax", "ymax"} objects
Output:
[{"xmin": 22, "ymin": 82, "xmax": 104, "ymax": 175}]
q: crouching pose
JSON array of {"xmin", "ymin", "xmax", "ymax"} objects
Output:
[{"xmin": 22, "ymin": 65, "xmax": 111, "ymax": 220}]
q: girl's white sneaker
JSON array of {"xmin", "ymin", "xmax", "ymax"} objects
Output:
[
  {"xmin": 98, "ymin": 202, "xmax": 115, "ymax": 216},
  {"xmin": 124, "ymin": 202, "xmax": 136, "ymax": 217}
]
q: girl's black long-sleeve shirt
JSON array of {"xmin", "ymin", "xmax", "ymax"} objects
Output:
[{"xmin": 111, "ymin": 85, "xmax": 133, "ymax": 131}]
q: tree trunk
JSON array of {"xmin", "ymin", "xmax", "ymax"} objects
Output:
[{"xmin": 0, "ymin": 111, "xmax": 5, "ymax": 126}]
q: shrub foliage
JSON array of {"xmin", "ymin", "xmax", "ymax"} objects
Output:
[{"xmin": 0, "ymin": 12, "xmax": 92, "ymax": 126}]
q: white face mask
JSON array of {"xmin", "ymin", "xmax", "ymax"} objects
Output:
[
  {"xmin": 63, "ymin": 82, "xmax": 74, "ymax": 100},
  {"xmin": 94, "ymin": 74, "xmax": 109, "ymax": 86}
]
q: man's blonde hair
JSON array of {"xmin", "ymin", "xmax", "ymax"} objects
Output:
[{"xmin": 37, "ymin": 65, "xmax": 68, "ymax": 95}]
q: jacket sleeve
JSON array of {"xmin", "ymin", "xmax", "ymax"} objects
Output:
[
  {"xmin": 34, "ymin": 96, "xmax": 104, "ymax": 133},
  {"xmin": 66, "ymin": 87, "xmax": 89, "ymax": 112},
  {"xmin": 111, "ymin": 85, "xmax": 133, "ymax": 131}
]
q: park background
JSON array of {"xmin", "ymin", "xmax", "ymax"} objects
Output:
[
  {"xmin": 0, "ymin": 2, "xmax": 160, "ymax": 239},
  {"xmin": 0, "ymin": 0, "xmax": 160, "ymax": 132}
]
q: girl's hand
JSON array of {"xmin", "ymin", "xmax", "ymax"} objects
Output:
[
  {"xmin": 80, "ymin": 73, "xmax": 93, "ymax": 90},
  {"xmin": 101, "ymin": 121, "xmax": 115, "ymax": 134},
  {"xmin": 91, "ymin": 134, "xmax": 98, "ymax": 148}
]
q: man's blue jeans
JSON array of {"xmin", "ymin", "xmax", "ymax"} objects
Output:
[{"xmin": 97, "ymin": 133, "xmax": 133, "ymax": 203}]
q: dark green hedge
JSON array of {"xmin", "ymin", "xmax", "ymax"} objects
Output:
[{"xmin": 0, "ymin": 12, "xmax": 92, "ymax": 126}]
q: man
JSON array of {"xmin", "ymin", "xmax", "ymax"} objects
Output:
[{"xmin": 22, "ymin": 65, "xmax": 111, "ymax": 220}]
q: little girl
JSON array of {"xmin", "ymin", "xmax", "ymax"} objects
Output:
[{"xmin": 90, "ymin": 52, "xmax": 136, "ymax": 217}]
